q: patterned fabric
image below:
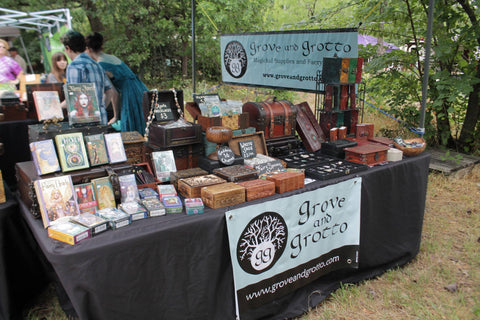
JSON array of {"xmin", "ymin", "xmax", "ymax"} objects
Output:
[
  {"xmin": 98, "ymin": 52, "xmax": 148, "ymax": 135},
  {"xmin": 0, "ymin": 55, "xmax": 22, "ymax": 83},
  {"xmin": 66, "ymin": 52, "xmax": 112, "ymax": 124}
]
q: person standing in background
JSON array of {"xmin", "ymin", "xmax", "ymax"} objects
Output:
[
  {"xmin": 60, "ymin": 30, "xmax": 117, "ymax": 125},
  {"xmin": 47, "ymin": 52, "xmax": 68, "ymax": 83},
  {"xmin": 0, "ymin": 40, "xmax": 23, "ymax": 85},
  {"xmin": 85, "ymin": 32, "xmax": 148, "ymax": 135},
  {"xmin": 7, "ymin": 47, "xmax": 27, "ymax": 73}
]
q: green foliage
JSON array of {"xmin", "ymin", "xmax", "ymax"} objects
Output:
[{"xmin": 345, "ymin": 0, "xmax": 480, "ymax": 154}]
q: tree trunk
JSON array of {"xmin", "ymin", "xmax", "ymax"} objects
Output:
[
  {"xmin": 83, "ymin": 0, "xmax": 105, "ymax": 32},
  {"xmin": 434, "ymin": 100, "xmax": 454, "ymax": 147},
  {"xmin": 458, "ymin": 66, "xmax": 480, "ymax": 150}
]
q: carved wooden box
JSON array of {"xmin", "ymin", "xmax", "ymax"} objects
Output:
[
  {"xmin": 212, "ymin": 165, "xmax": 258, "ymax": 182},
  {"xmin": 177, "ymin": 174, "xmax": 226, "ymax": 198},
  {"xmin": 170, "ymin": 167, "xmax": 208, "ymax": 189},
  {"xmin": 344, "ymin": 143, "xmax": 389, "ymax": 166},
  {"xmin": 266, "ymin": 171, "xmax": 305, "ymax": 193},
  {"xmin": 201, "ymin": 182, "xmax": 245, "ymax": 209},
  {"xmin": 236, "ymin": 179, "xmax": 275, "ymax": 201}
]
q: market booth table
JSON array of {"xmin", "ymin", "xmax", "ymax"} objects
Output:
[{"xmin": 17, "ymin": 152, "xmax": 430, "ymax": 320}]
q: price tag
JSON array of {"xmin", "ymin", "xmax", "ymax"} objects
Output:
[
  {"xmin": 154, "ymin": 101, "xmax": 175, "ymax": 122},
  {"xmin": 238, "ymin": 140, "xmax": 256, "ymax": 159},
  {"xmin": 217, "ymin": 146, "xmax": 235, "ymax": 165}
]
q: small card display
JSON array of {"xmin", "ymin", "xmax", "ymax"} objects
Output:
[
  {"xmin": 92, "ymin": 177, "xmax": 116, "ymax": 210},
  {"xmin": 55, "ymin": 132, "xmax": 90, "ymax": 172},
  {"xmin": 32, "ymin": 90, "xmax": 63, "ymax": 121},
  {"xmin": 151, "ymin": 150, "xmax": 177, "ymax": 182},
  {"xmin": 238, "ymin": 140, "xmax": 256, "ymax": 159},
  {"xmin": 30, "ymin": 139, "xmax": 61, "ymax": 175},
  {"xmin": 84, "ymin": 134, "xmax": 109, "ymax": 166},
  {"xmin": 74, "ymin": 182, "xmax": 98, "ymax": 214},
  {"xmin": 119, "ymin": 174, "xmax": 140, "ymax": 203},
  {"xmin": 34, "ymin": 175, "xmax": 80, "ymax": 228},
  {"xmin": 64, "ymin": 83, "xmax": 101, "ymax": 126},
  {"xmin": 104, "ymin": 132, "xmax": 127, "ymax": 164}
]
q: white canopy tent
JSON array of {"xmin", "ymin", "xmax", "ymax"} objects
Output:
[{"xmin": 0, "ymin": 7, "xmax": 72, "ymax": 74}]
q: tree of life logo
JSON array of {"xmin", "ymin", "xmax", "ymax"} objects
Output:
[
  {"xmin": 224, "ymin": 41, "xmax": 247, "ymax": 78},
  {"xmin": 236, "ymin": 212, "xmax": 288, "ymax": 274}
]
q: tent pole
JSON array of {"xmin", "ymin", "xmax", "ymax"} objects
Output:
[
  {"xmin": 18, "ymin": 36, "xmax": 34, "ymax": 74},
  {"xmin": 418, "ymin": 0, "xmax": 435, "ymax": 135},
  {"xmin": 192, "ymin": 0, "xmax": 196, "ymax": 95}
]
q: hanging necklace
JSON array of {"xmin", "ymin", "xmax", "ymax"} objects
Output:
[{"xmin": 144, "ymin": 89, "xmax": 158, "ymax": 139}]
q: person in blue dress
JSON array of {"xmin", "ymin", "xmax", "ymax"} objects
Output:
[{"xmin": 85, "ymin": 32, "xmax": 148, "ymax": 135}]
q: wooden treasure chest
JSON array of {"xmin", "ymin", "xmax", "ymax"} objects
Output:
[
  {"xmin": 344, "ymin": 143, "xmax": 389, "ymax": 166},
  {"xmin": 201, "ymin": 182, "xmax": 245, "ymax": 209},
  {"xmin": 177, "ymin": 174, "xmax": 226, "ymax": 198},
  {"xmin": 121, "ymin": 131, "xmax": 146, "ymax": 165},
  {"xmin": 212, "ymin": 165, "xmax": 258, "ymax": 182},
  {"xmin": 242, "ymin": 99, "xmax": 297, "ymax": 140},
  {"xmin": 28, "ymin": 122, "xmax": 114, "ymax": 143},
  {"xmin": 266, "ymin": 170, "xmax": 305, "ymax": 194},
  {"xmin": 236, "ymin": 179, "xmax": 275, "ymax": 201},
  {"xmin": 147, "ymin": 143, "xmax": 203, "ymax": 171},
  {"xmin": 143, "ymin": 89, "xmax": 202, "ymax": 148}
]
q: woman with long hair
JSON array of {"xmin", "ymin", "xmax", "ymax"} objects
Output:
[
  {"xmin": 47, "ymin": 51, "xmax": 68, "ymax": 83},
  {"xmin": 85, "ymin": 32, "xmax": 148, "ymax": 135}
]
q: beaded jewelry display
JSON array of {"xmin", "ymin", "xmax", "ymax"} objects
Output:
[{"xmin": 144, "ymin": 89, "xmax": 158, "ymax": 139}]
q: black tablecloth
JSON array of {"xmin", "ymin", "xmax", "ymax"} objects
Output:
[
  {"xmin": 0, "ymin": 186, "xmax": 49, "ymax": 320},
  {"xmin": 18, "ymin": 152, "xmax": 430, "ymax": 320}
]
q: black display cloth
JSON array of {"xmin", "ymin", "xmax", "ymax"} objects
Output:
[
  {"xmin": 18, "ymin": 152, "xmax": 430, "ymax": 320},
  {"xmin": 0, "ymin": 119, "xmax": 37, "ymax": 190},
  {"xmin": 0, "ymin": 186, "xmax": 50, "ymax": 320}
]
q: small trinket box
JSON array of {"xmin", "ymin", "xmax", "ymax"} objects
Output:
[
  {"xmin": 201, "ymin": 182, "xmax": 245, "ymax": 209},
  {"xmin": 177, "ymin": 174, "xmax": 226, "ymax": 198},
  {"xmin": 212, "ymin": 165, "xmax": 258, "ymax": 182},
  {"xmin": 185, "ymin": 198, "xmax": 205, "ymax": 215},
  {"xmin": 162, "ymin": 196, "xmax": 183, "ymax": 214},
  {"xmin": 236, "ymin": 179, "xmax": 275, "ymax": 201},
  {"xmin": 266, "ymin": 171, "xmax": 305, "ymax": 193}
]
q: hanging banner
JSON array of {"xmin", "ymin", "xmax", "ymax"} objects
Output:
[
  {"xmin": 40, "ymin": 25, "xmax": 69, "ymax": 74},
  {"xmin": 225, "ymin": 177, "xmax": 361, "ymax": 318},
  {"xmin": 220, "ymin": 28, "xmax": 358, "ymax": 92}
]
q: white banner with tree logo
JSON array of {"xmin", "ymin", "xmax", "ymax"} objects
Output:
[
  {"xmin": 220, "ymin": 28, "xmax": 358, "ymax": 92},
  {"xmin": 225, "ymin": 177, "xmax": 361, "ymax": 318}
]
